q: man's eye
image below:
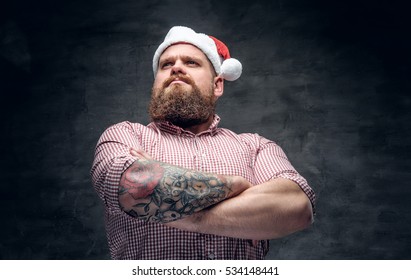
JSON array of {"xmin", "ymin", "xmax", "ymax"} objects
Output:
[
  {"xmin": 161, "ymin": 62, "xmax": 173, "ymax": 68},
  {"xmin": 187, "ymin": 61, "xmax": 198, "ymax": 66}
]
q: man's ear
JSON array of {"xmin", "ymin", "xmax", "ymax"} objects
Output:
[{"xmin": 213, "ymin": 76, "xmax": 224, "ymax": 98}]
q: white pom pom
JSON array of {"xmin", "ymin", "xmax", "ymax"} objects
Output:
[{"xmin": 220, "ymin": 58, "xmax": 242, "ymax": 81}]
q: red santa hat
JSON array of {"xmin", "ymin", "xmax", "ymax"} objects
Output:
[{"xmin": 153, "ymin": 26, "xmax": 242, "ymax": 81}]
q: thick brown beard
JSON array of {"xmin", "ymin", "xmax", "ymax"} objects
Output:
[{"xmin": 149, "ymin": 75, "xmax": 216, "ymax": 128}]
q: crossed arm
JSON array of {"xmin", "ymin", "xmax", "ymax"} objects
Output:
[
  {"xmin": 119, "ymin": 148, "xmax": 313, "ymax": 239},
  {"xmin": 167, "ymin": 178, "xmax": 313, "ymax": 240},
  {"xmin": 118, "ymin": 149, "xmax": 252, "ymax": 223}
]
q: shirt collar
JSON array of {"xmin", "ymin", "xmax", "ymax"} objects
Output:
[{"xmin": 152, "ymin": 114, "xmax": 221, "ymax": 136}]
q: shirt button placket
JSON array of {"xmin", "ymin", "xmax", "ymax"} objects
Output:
[{"xmin": 193, "ymin": 136, "xmax": 203, "ymax": 171}]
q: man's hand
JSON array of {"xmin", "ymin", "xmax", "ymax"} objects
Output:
[{"xmin": 130, "ymin": 147, "xmax": 153, "ymax": 161}]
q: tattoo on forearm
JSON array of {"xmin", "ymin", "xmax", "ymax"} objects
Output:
[{"xmin": 119, "ymin": 159, "xmax": 232, "ymax": 223}]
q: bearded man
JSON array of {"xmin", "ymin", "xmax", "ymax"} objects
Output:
[{"xmin": 91, "ymin": 26, "xmax": 316, "ymax": 260}]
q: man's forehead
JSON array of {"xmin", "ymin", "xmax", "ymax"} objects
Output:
[{"xmin": 159, "ymin": 43, "xmax": 207, "ymax": 60}]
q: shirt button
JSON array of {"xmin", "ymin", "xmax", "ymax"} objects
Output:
[{"xmin": 207, "ymin": 252, "xmax": 215, "ymax": 259}]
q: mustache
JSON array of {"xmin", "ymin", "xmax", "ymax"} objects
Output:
[{"xmin": 162, "ymin": 74, "xmax": 194, "ymax": 88}]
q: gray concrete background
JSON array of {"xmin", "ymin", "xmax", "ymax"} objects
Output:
[{"xmin": 1, "ymin": 0, "xmax": 410, "ymax": 259}]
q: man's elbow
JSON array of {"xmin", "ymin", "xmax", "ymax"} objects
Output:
[{"xmin": 297, "ymin": 197, "xmax": 314, "ymax": 230}]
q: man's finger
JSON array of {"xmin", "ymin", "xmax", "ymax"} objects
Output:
[
  {"xmin": 130, "ymin": 147, "xmax": 153, "ymax": 160},
  {"xmin": 130, "ymin": 148, "xmax": 140, "ymax": 157}
]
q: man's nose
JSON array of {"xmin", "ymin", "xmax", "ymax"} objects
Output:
[{"xmin": 171, "ymin": 61, "xmax": 186, "ymax": 75}]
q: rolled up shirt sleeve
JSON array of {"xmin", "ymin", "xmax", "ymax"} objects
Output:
[
  {"xmin": 253, "ymin": 136, "xmax": 316, "ymax": 212},
  {"xmin": 90, "ymin": 122, "xmax": 141, "ymax": 213}
]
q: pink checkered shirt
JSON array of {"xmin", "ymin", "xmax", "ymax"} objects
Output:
[{"xmin": 91, "ymin": 115, "xmax": 315, "ymax": 259}]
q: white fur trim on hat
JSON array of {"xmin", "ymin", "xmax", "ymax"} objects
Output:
[{"xmin": 153, "ymin": 26, "xmax": 242, "ymax": 81}]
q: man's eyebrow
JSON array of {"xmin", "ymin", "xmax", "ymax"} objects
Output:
[
  {"xmin": 159, "ymin": 55, "xmax": 203, "ymax": 63},
  {"xmin": 159, "ymin": 55, "xmax": 176, "ymax": 63},
  {"xmin": 180, "ymin": 55, "xmax": 202, "ymax": 61}
]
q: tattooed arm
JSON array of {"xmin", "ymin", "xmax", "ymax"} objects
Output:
[{"xmin": 118, "ymin": 149, "xmax": 251, "ymax": 223}]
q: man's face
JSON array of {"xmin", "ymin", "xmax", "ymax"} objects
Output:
[{"xmin": 149, "ymin": 44, "xmax": 223, "ymax": 128}]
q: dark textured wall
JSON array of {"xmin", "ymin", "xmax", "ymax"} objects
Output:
[{"xmin": 1, "ymin": 0, "xmax": 410, "ymax": 259}]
